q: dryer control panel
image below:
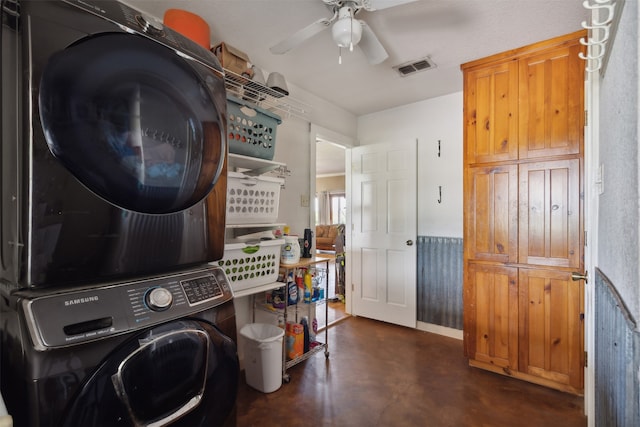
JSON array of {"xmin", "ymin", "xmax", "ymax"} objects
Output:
[{"xmin": 20, "ymin": 266, "xmax": 234, "ymax": 350}]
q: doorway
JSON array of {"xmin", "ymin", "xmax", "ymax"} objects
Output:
[{"xmin": 310, "ymin": 125, "xmax": 353, "ymax": 328}]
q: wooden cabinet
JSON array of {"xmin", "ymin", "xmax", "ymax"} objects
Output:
[
  {"xmin": 464, "ymin": 262, "xmax": 519, "ymax": 371},
  {"xmin": 518, "ymin": 44, "xmax": 585, "ymax": 159},
  {"xmin": 464, "ymin": 35, "xmax": 585, "ymax": 164},
  {"xmin": 518, "ymin": 159, "xmax": 582, "ymax": 268},
  {"xmin": 462, "ymin": 31, "xmax": 586, "ymax": 395},
  {"xmin": 518, "ymin": 268, "xmax": 584, "ymax": 390},
  {"xmin": 464, "ymin": 61, "xmax": 519, "ymax": 164},
  {"xmin": 464, "ymin": 165, "xmax": 518, "ymax": 263}
]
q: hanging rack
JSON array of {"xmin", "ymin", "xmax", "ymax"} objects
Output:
[
  {"xmin": 578, "ymin": 0, "xmax": 625, "ymax": 75},
  {"xmin": 223, "ymin": 68, "xmax": 312, "ymax": 121}
]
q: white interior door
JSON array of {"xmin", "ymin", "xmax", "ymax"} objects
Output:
[{"xmin": 350, "ymin": 140, "xmax": 417, "ymax": 328}]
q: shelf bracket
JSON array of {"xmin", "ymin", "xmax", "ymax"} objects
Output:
[{"xmin": 241, "ymin": 164, "xmax": 281, "ymax": 176}]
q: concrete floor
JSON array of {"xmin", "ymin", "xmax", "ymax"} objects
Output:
[{"xmin": 234, "ymin": 315, "xmax": 586, "ymax": 427}]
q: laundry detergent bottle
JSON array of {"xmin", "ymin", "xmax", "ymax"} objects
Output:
[{"xmin": 281, "ymin": 235, "xmax": 300, "ymax": 265}]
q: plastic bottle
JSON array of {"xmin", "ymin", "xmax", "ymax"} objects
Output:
[
  {"xmin": 281, "ymin": 235, "xmax": 300, "ymax": 265},
  {"xmin": 311, "ymin": 318, "xmax": 318, "ymax": 342},
  {"xmin": 277, "ymin": 314, "xmax": 285, "ymax": 329},
  {"xmin": 303, "ymin": 269, "xmax": 312, "ymax": 303},
  {"xmin": 271, "ymin": 287, "xmax": 285, "ymax": 309},
  {"xmin": 287, "ymin": 281, "xmax": 298, "ymax": 305},
  {"xmin": 300, "ymin": 316, "xmax": 310, "ymax": 353},
  {"xmin": 295, "ymin": 269, "xmax": 304, "ymax": 289}
]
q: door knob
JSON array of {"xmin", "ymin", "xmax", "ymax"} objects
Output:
[
  {"xmin": 571, "ymin": 271, "xmax": 588, "ymax": 283},
  {"xmin": 406, "ymin": 240, "xmax": 413, "ymax": 246}
]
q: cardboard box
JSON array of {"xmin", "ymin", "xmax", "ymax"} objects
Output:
[
  {"xmin": 212, "ymin": 42, "xmax": 254, "ymax": 77},
  {"xmin": 285, "ymin": 322, "xmax": 304, "ymax": 360}
]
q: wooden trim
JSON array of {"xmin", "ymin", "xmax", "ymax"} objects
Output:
[
  {"xmin": 461, "ymin": 30, "xmax": 587, "ymax": 71},
  {"xmin": 469, "ymin": 359, "xmax": 584, "ymax": 395}
]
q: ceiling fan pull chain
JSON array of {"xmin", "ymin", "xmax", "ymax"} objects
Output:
[
  {"xmin": 338, "ymin": 46, "xmax": 342, "ymax": 64},
  {"xmin": 349, "ymin": 15, "xmax": 354, "ymax": 51}
]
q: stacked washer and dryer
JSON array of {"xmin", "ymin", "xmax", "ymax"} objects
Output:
[{"xmin": 0, "ymin": 1, "xmax": 239, "ymax": 425}]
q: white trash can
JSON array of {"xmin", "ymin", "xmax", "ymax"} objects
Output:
[{"xmin": 240, "ymin": 323, "xmax": 284, "ymax": 393}]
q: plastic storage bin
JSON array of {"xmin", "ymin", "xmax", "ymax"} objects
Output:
[
  {"xmin": 217, "ymin": 239, "xmax": 284, "ymax": 293},
  {"xmin": 227, "ymin": 95, "xmax": 281, "ymax": 160},
  {"xmin": 240, "ymin": 323, "xmax": 285, "ymax": 393},
  {"xmin": 226, "ymin": 172, "xmax": 283, "ymax": 225}
]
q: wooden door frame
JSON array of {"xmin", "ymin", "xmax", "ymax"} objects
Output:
[{"xmin": 583, "ymin": 63, "xmax": 600, "ymax": 425}]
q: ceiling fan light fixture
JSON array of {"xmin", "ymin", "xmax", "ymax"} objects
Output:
[
  {"xmin": 270, "ymin": 0, "xmax": 393, "ymax": 66},
  {"xmin": 331, "ymin": 7, "xmax": 362, "ymax": 49}
]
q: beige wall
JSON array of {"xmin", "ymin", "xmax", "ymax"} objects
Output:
[{"xmin": 316, "ymin": 175, "xmax": 345, "ymax": 193}]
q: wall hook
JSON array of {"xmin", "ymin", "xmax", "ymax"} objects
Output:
[
  {"xmin": 579, "ymin": 39, "xmax": 606, "ymax": 72},
  {"xmin": 578, "ymin": 0, "xmax": 621, "ymax": 74},
  {"xmin": 437, "ymin": 186, "xmax": 442, "ymax": 204},
  {"xmin": 579, "ymin": 41, "xmax": 606, "ymax": 60},
  {"xmin": 580, "ymin": 21, "xmax": 611, "ymax": 43},
  {"xmin": 582, "ymin": 0, "xmax": 616, "ymax": 26}
]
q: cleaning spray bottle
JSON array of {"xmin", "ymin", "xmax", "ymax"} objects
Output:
[{"xmin": 303, "ymin": 268, "xmax": 313, "ymax": 303}]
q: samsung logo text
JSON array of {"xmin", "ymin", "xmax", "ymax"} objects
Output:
[{"xmin": 64, "ymin": 296, "xmax": 99, "ymax": 306}]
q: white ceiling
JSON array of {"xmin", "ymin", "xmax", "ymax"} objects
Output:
[
  {"xmin": 124, "ymin": 0, "xmax": 589, "ymax": 174},
  {"xmin": 126, "ymin": 0, "xmax": 588, "ymax": 117},
  {"xmin": 316, "ymin": 140, "xmax": 347, "ymax": 176}
]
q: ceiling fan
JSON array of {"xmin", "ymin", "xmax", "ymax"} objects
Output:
[{"xmin": 269, "ymin": 0, "xmax": 417, "ymax": 65}]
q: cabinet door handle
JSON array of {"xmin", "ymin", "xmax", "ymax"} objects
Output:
[{"xmin": 406, "ymin": 240, "xmax": 413, "ymax": 246}]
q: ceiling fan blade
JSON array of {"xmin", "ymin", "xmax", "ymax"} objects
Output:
[
  {"xmin": 362, "ymin": 0, "xmax": 418, "ymax": 11},
  {"xmin": 270, "ymin": 16, "xmax": 335, "ymax": 54},
  {"xmin": 358, "ymin": 21, "xmax": 388, "ymax": 65}
]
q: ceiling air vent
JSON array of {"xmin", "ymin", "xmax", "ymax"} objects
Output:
[{"xmin": 393, "ymin": 56, "xmax": 437, "ymax": 77}]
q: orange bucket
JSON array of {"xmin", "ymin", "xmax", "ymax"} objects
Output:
[{"xmin": 163, "ymin": 9, "xmax": 210, "ymax": 49}]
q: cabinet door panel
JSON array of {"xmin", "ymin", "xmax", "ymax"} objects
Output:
[
  {"xmin": 464, "ymin": 61, "xmax": 519, "ymax": 164},
  {"xmin": 518, "ymin": 268, "xmax": 584, "ymax": 390},
  {"xmin": 464, "ymin": 263, "xmax": 518, "ymax": 370},
  {"xmin": 465, "ymin": 165, "xmax": 518, "ymax": 262},
  {"xmin": 519, "ymin": 159, "xmax": 581, "ymax": 268},
  {"xmin": 519, "ymin": 43, "xmax": 584, "ymax": 159}
]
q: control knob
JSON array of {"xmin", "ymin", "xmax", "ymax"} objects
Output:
[
  {"xmin": 145, "ymin": 287, "xmax": 173, "ymax": 311},
  {"xmin": 135, "ymin": 13, "xmax": 164, "ymax": 36}
]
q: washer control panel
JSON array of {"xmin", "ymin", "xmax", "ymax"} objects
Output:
[
  {"xmin": 22, "ymin": 266, "xmax": 234, "ymax": 350},
  {"xmin": 182, "ymin": 275, "xmax": 224, "ymax": 304},
  {"xmin": 145, "ymin": 287, "xmax": 174, "ymax": 311}
]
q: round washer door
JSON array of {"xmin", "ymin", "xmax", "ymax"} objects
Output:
[
  {"xmin": 39, "ymin": 32, "xmax": 226, "ymax": 214},
  {"xmin": 60, "ymin": 320, "xmax": 238, "ymax": 427}
]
